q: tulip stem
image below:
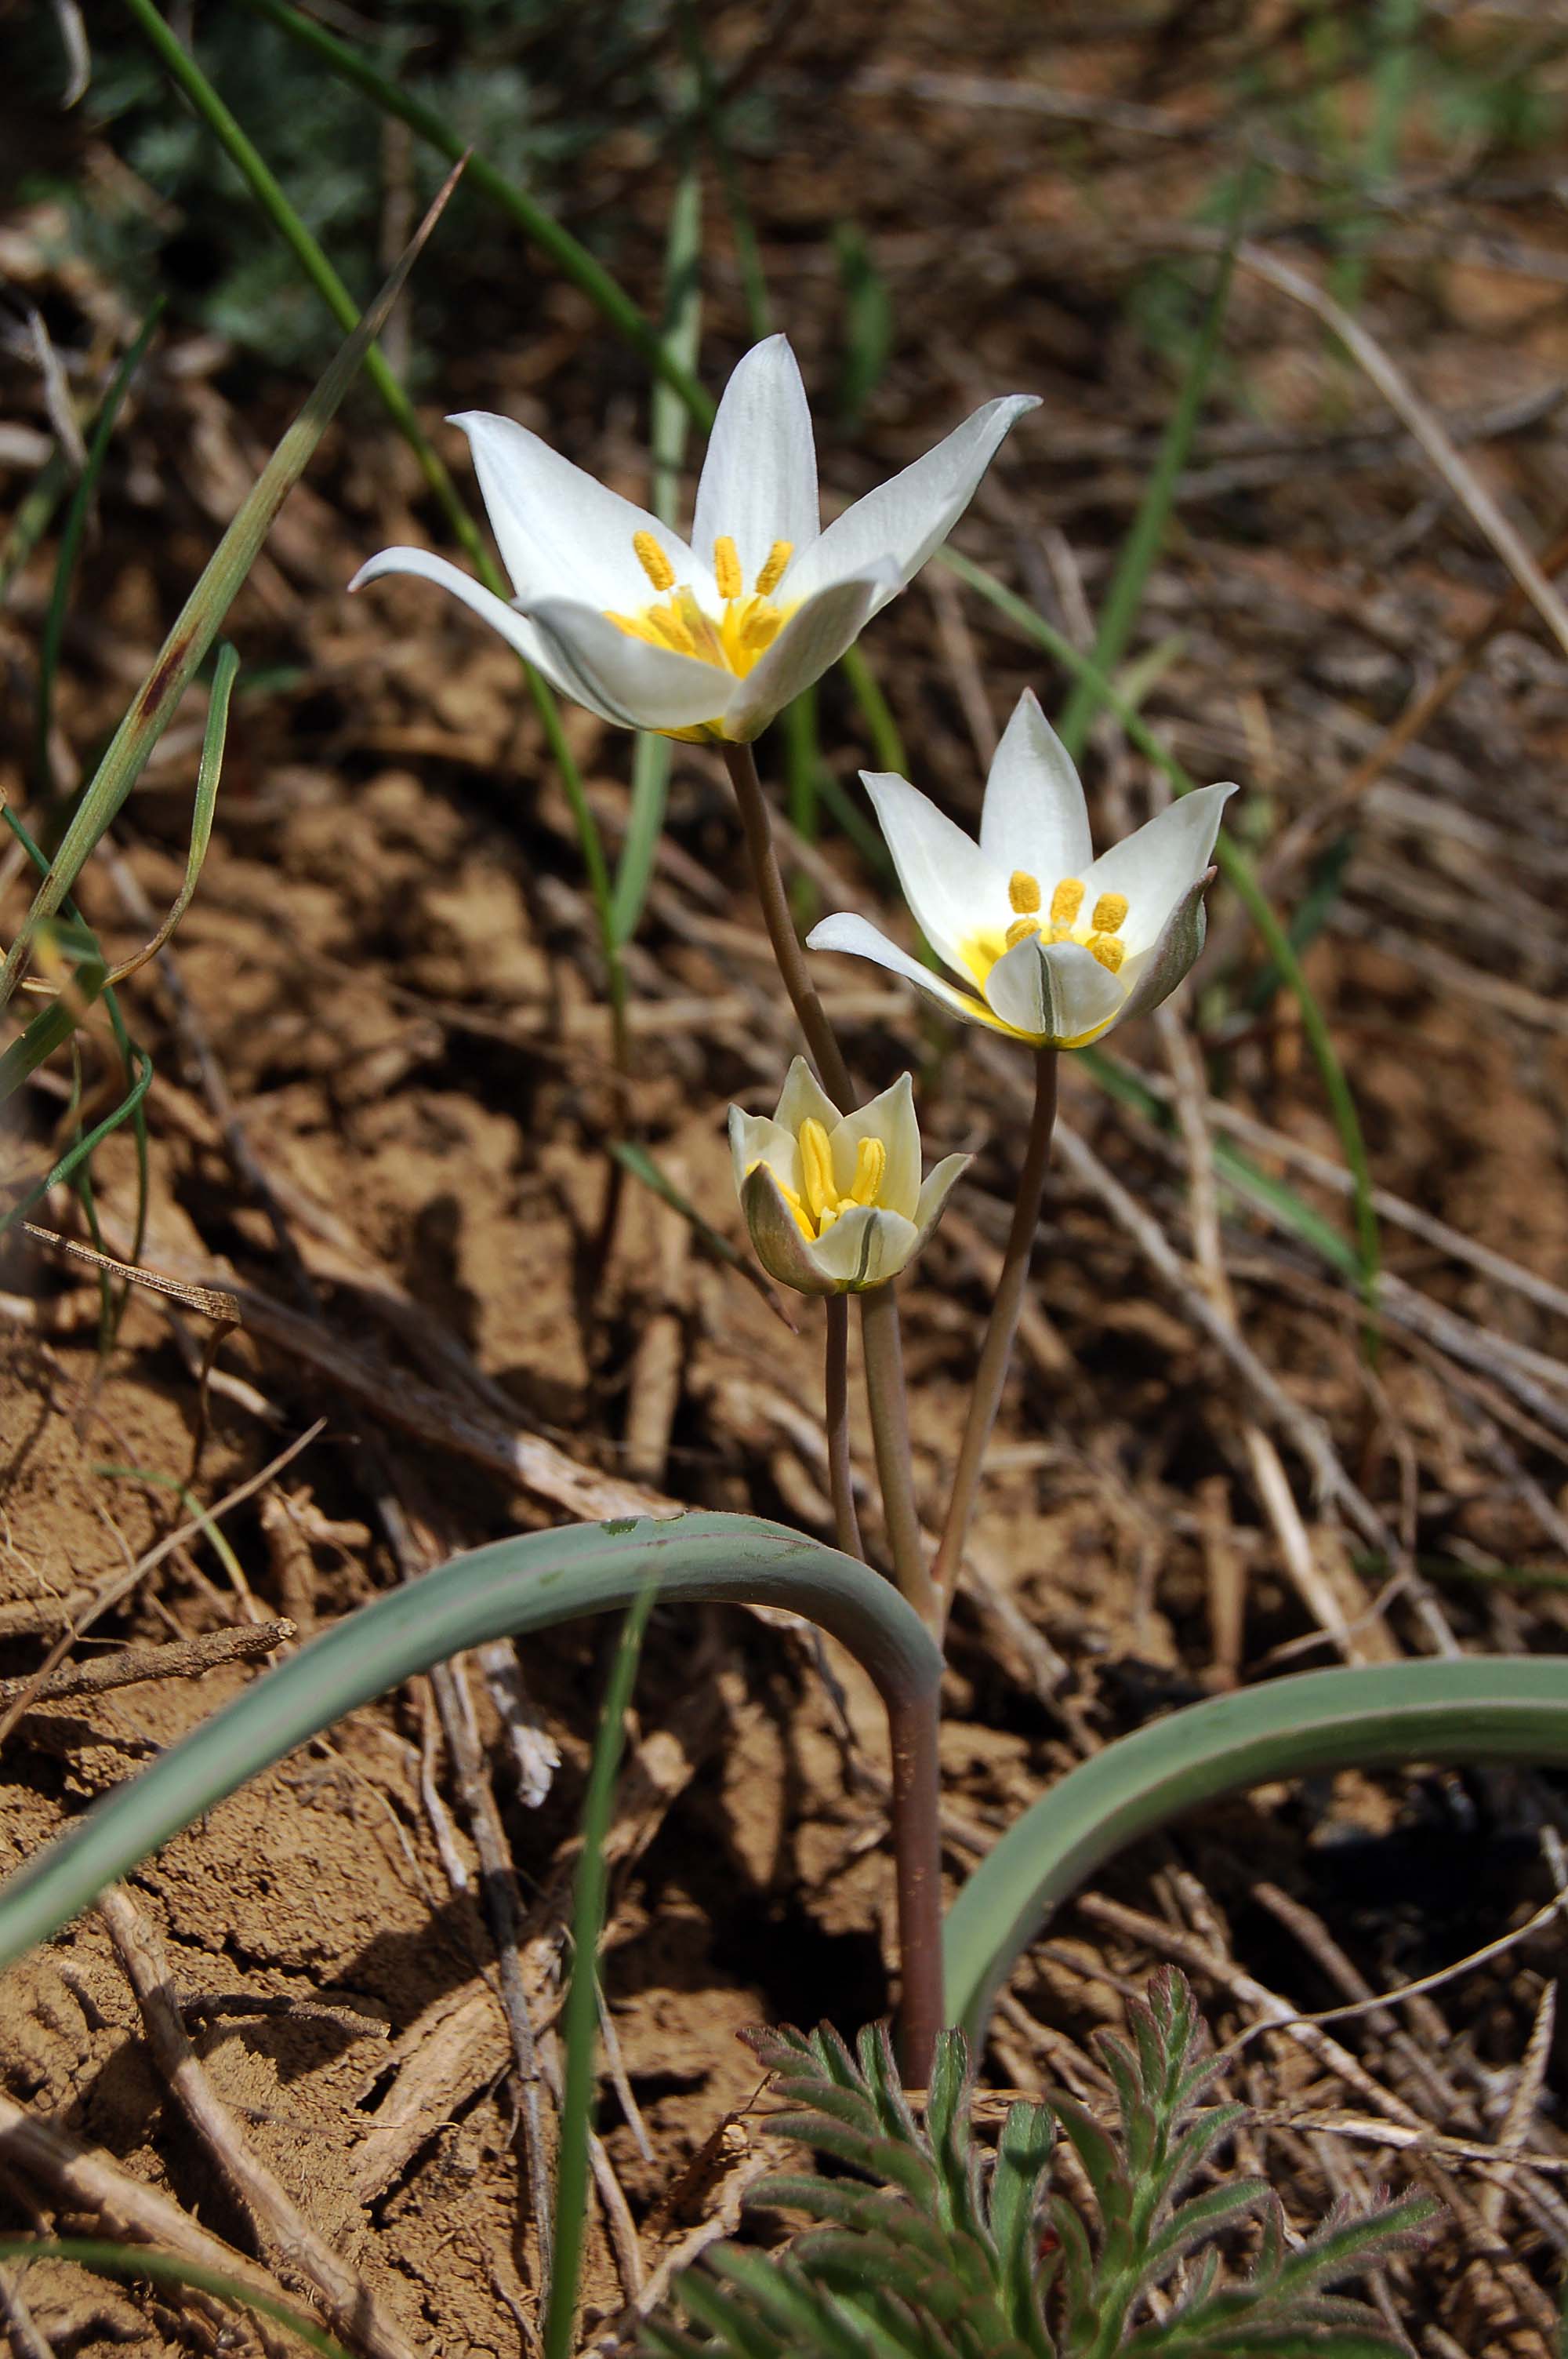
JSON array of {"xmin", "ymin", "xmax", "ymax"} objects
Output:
[
  {"xmin": 825, "ymin": 1298, "xmax": 864, "ymax": 1562},
  {"xmin": 721, "ymin": 741, "xmax": 855, "ymax": 1107},
  {"xmin": 933, "ymin": 1045, "xmax": 1058, "ymax": 1613},
  {"xmin": 887, "ymin": 1683, "xmax": 944, "ymax": 2084},
  {"xmin": 859, "ymin": 1285, "xmax": 940, "ymax": 1630}
]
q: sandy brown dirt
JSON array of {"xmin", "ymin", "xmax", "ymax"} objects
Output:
[{"xmin": 5, "ymin": 2, "xmax": 1568, "ymax": 2352}]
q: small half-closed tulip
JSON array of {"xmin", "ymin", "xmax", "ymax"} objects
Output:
[{"xmin": 730, "ymin": 1061, "xmax": 968, "ymax": 1296}]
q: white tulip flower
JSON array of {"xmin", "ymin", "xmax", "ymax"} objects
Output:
[
  {"xmin": 807, "ymin": 691, "xmax": 1237, "ymax": 1049},
  {"xmin": 730, "ymin": 1061, "xmax": 968, "ymax": 1296},
  {"xmin": 350, "ymin": 336, "xmax": 1036, "ymax": 743}
]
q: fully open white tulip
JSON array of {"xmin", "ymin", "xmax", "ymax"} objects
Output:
[
  {"xmin": 808, "ymin": 691, "xmax": 1236, "ymax": 1049},
  {"xmin": 350, "ymin": 336, "xmax": 1036, "ymax": 743},
  {"xmin": 730, "ymin": 1061, "xmax": 967, "ymax": 1296}
]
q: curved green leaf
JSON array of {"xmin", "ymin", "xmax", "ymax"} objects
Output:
[
  {"xmin": 945, "ymin": 1657, "xmax": 1568, "ymax": 2042},
  {"xmin": 0, "ymin": 1514, "xmax": 941, "ymax": 1976}
]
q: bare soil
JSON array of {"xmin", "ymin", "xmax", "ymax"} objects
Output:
[{"xmin": 4, "ymin": 4, "xmax": 1568, "ymax": 2353}]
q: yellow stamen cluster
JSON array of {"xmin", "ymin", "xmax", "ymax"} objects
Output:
[
  {"xmin": 966, "ymin": 871, "xmax": 1134, "ymax": 991},
  {"xmin": 769, "ymin": 1119, "xmax": 888, "ymax": 1240},
  {"xmin": 604, "ymin": 535, "xmax": 797, "ymax": 686}
]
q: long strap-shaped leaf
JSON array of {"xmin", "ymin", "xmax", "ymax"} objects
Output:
[
  {"xmin": 0, "ymin": 1514, "xmax": 942, "ymax": 1976},
  {"xmin": 944, "ymin": 1657, "xmax": 1568, "ymax": 2044}
]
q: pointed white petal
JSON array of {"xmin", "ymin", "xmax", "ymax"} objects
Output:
[
  {"xmin": 728, "ymin": 1107, "xmax": 803, "ymax": 1202},
  {"xmin": 1083, "ymin": 782, "xmax": 1236, "ymax": 952},
  {"xmin": 786, "ymin": 393, "xmax": 1039, "ymax": 614},
  {"xmin": 1107, "ymin": 871, "xmax": 1215, "ymax": 1032},
  {"xmin": 691, "ymin": 336, "xmax": 819, "ymax": 592},
  {"xmin": 350, "ymin": 547, "xmax": 587, "ymax": 706},
  {"xmin": 720, "ymin": 574, "xmax": 887, "ymax": 741},
  {"xmin": 829, "ymin": 1070, "xmax": 920, "ymax": 1219},
  {"xmin": 1040, "ymin": 940, "xmax": 1129, "ymax": 1045},
  {"xmin": 980, "ymin": 934, "xmax": 1049, "ymax": 1037},
  {"xmin": 740, "ymin": 1165, "xmax": 837, "ymax": 1295},
  {"xmin": 811, "ymin": 1205, "xmax": 920, "ymax": 1289},
  {"xmin": 772, "ymin": 1055, "xmax": 842, "ymax": 1136},
  {"xmin": 452, "ymin": 411, "xmax": 696, "ymax": 609},
  {"xmin": 978, "ymin": 688, "xmax": 1093, "ymax": 885},
  {"xmin": 859, "ymin": 772, "xmax": 1004, "ymax": 980},
  {"xmin": 914, "ymin": 1151, "xmax": 970, "ymax": 1234},
  {"xmin": 806, "ymin": 911, "xmax": 1006, "ymax": 1030},
  {"xmin": 528, "ymin": 601, "xmax": 731, "ymax": 731}
]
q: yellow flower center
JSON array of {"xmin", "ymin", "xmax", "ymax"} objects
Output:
[
  {"xmin": 603, "ymin": 535, "xmax": 797, "ymax": 736},
  {"xmin": 765, "ymin": 1119, "xmax": 888, "ymax": 1241},
  {"xmin": 961, "ymin": 873, "xmax": 1131, "ymax": 991}
]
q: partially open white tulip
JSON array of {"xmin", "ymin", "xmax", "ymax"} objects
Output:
[
  {"xmin": 730, "ymin": 1061, "xmax": 967, "ymax": 1296},
  {"xmin": 807, "ymin": 691, "xmax": 1237, "ymax": 1049},
  {"xmin": 350, "ymin": 335, "xmax": 1036, "ymax": 743}
]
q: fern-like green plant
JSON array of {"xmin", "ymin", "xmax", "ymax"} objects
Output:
[{"xmin": 643, "ymin": 1970, "xmax": 1432, "ymax": 2359}]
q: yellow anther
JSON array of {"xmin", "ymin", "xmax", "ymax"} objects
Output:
[
  {"xmin": 633, "ymin": 531, "xmax": 676, "ymax": 592},
  {"xmin": 848, "ymin": 1136, "xmax": 887, "ymax": 1206},
  {"xmin": 1050, "ymin": 878, "xmax": 1085, "ymax": 928},
  {"xmin": 1005, "ymin": 916, "xmax": 1041, "ymax": 951},
  {"xmin": 1087, "ymin": 934, "xmax": 1125, "ymax": 974},
  {"xmin": 1008, "ymin": 871, "xmax": 1041, "ymax": 915},
  {"xmin": 799, "ymin": 1118, "xmax": 836, "ymax": 1223},
  {"xmin": 754, "ymin": 540, "xmax": 793, "ymax": 597},
  {"xmin": 1091, "ymin": 891, "xmax": 1128, "ymax": 935},
  {"xmin": 713, "ymin": 536, "xmax": 742, "ymax": 600}
]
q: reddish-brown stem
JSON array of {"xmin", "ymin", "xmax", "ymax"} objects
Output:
[
  {"xmin": 887, "ymin": 1685, "xmax": 944, "ymax": 2086},
  {"xmin": 933, "ymin": 1045, "xmax": 1058, "ymax": 1612},
  {"xmin": 721, "ymin": 739, "xmax": 855, "ymax": 1107},
  {"xmin": 824, "ymin": 1296, "xmax": 864, "ymax": 1561}
]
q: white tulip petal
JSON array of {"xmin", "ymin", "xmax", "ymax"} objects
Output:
[
  {"xmin": 914, "ymin": 1151, "xmax": 970, "ymax": 1234},
  {"xmin": 811, "ymin": 1205, "xmax": 919, "ymax": 1289},
  {"xmin": 981, "ymin": 934, "xmax": 1051, "ymax": 1036},
  {"xmin": 453, "ymin": 411, "xmax": 698, "ymax": 610},
  {"xmin": 720, "ymin": 575, "xmax": 888, "ymax": 741},
  {"xmin": 349, "ymin": 547, "xmax": 590, "ymax": 707},
  {"xmin": 829, "ymin": 1071, "xmax": 920, "ymax": 1219},
  {"xmin": 691, "ymin": 335, "xmax": 819, "ymax": 591},
  {"xmin": 806, "ymin": 912, "xmax": 1004, "ymax": 1030},
  {"xmin": 771, "ymin": 1056, "xmax": 841, "ymax": 1140},
  {"xmin": 728, "ymin": 1107, "xmax": 803, "ymax": 1201},
  {"xmin": 1110, "ymin": 871, "xmax": 1214, "ymax": 1032},
  {"xmin": 978, "ymin": 688, "xmax": 1093, "ymax": 883},
  {"xmin": 860, "ymin": 772, "xmax": 1005, "ymax": 979},
  {"xmin": 528, "ymin": 601, "xmax": 732, "ymax": 731},
  {"xmin": 786, "ymin": 394, "xmax": 1039, "ymax": 615},
  {"xmin": 1042, "ymin": 940, "xmax": 1131, "ymax": 1045},
  {"xmin": 1083, "ymin": 782, "xmax": 1236, "ymax": 953},
  {"xmin": 741, "ymin": 1166, "xmax": 837, "ymax": 1296}
]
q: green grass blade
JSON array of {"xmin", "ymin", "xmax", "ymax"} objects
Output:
[
  {"xmin": 241, "ymin": 0, "xmax": 716, "ymax": 427},
  {"xmin": 542, "ymin": 1583, "xmax": 658, "ymax": 2359},
  {"xmin": 0, "ymin": 153, "xmax": 459, "ymax": 1017},
  {"xmin": 0, "ymin": 1038, "xmax": 154, "ymax": 1237},
  {"xmin": 0, "ymin": 1514, "xmax": 942, "ymax": 1975},
  {"xmin": 34, "ymin": 303, "xmax": 165, "ymax": 801},
  {"xmin": 611, "ymin": 146, "xmax": 702, "ymax": 951},
  {"xmin": 0, "ymin": 445, "xmax": 74, "ymax": 609},
  {"xmin": 0, "ymin": 2238, "xmax": 350, "ymax": 2358},
  {"xmin": 0, "ymin": 813, "xmax": 153, "ymax": 1267},
  {"xmin": 939, "ymin": 546, "xmax": 1379, "ymax": 1299},
  {"xmin": 1055, "ymin": 203, "xmax": 1243, "ymax": 762},
  {"xmin": 946, "ymin": 1656, "xmax": 1568, "ymax": 2044},
  {"xmin": 109, "ymin": 642, "xmax": 237, "ymax": 984}
]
